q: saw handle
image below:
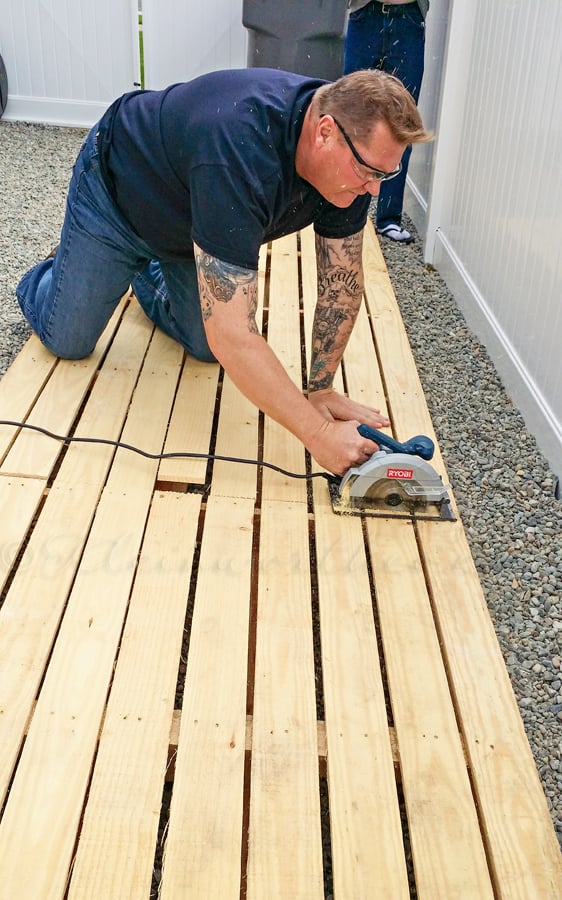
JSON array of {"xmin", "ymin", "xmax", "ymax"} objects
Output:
[{"xmin": 358, "ymin": 424, "xmax": 435, "ymax": 461}]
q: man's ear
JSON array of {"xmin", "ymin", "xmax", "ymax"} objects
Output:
[{"xmin": 316, "ymin": 114, "xmax": 336, "ymax": 148}]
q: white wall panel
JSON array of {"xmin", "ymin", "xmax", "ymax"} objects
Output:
[
  {"xmin": 142, "ymin": 0, "xmax": 247, "ymax": 90},
  {"xmin": 0, "ymin": 0, "xmax": 139, "ymax": 126},
  {"xmin": 405, "ymin": 0, "xmax": 451, "ymax": 227},
  {"xmin": 430, "ymin": 0, "xmax": 562, "ymax": 477}
]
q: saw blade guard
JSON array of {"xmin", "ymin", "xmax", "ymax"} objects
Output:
[{"xmin": 339, "ymin": 451, "xmax": 450, "ymax": 504}]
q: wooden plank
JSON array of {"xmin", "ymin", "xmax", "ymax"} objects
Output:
[
  {"xmin": 2, "ymin": 358, "xmax": 111, "ymax": 479},
  {"xmin": 247, "ymin": 500, "xmax": 323, "ymax": 900},
  {"xmin": 68, "ymin": 491, "xmax": 201, "ymax": 899},
  {"xmin": 0, "ymin": 475, "xmax": 46, "ymax": 593},
  {"xmin": 158, "ymin": 243, "xmax": 266, "ymax": 489},
  {"xmin": 361, "ymin": 224, "xmax": 494, "ymax": 894},
  {"xmin": 365, "ymin": 517, "xmax": 494, "ymax": 898},
  {"xmin": 211, "ymin": 372, "xmax": 259, "ymax": 499},
  {"xmin": 344, "ymin": 297, "xmax": 388, "ymax": 417},
  {"xmin": 0, "ymin": 302, "xmax": 156, "ymax": 809},
  {"xmin": 1, "ymin": 297, "xmax": 129, "ymax": 480},
  {"xmin": 313, "ymin": 482, "xmax": 410, "ymax": 898},
  {"xmin": 361, "ymin": 221, "xmax": 447, "ymax": 480},
  {"xmin": 0, "ymin": 335, "xmax": 57, "ymax": 463},
  {"xmin": 299, "ymin": 225, "xmax": 317, "ymax": 371},
  {"xmin": 158, "ymin": 354, "xmax": 219, "ymax": 486},
  {"xmin": 257, "ymin": 237, "xmax": 315, "ymax": 900},
  {"xmin": 0, "ymin": 329, "xmax": 183, "ymax": 899},
  {"xmin": 211, "ymin": 245, "xmax": 265, "ymax": 498},
  {"xmin": 160, "ymin": 495, "xmax": 254, "ymax": 900},
  {"xmin": 419, "ymin": 519, "xmax": 562, "ymax": 898},
  {"xmin": 262, "ymin": 233, "xmax": 308, "ymax": 503},
  {"xmin": 362, "ymin": 220, "xmax": 562, "ymax": 892},
  {"xmin": 161, "ymin": 300, "xmax": 259, "ymax": 894}
]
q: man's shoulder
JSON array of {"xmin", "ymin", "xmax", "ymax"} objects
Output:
[
  {"xmin": 169, "ymin": 68, "xmax": 325, "ymax": 153},
  {"xmin": 181, "ymin": 67, "xmax": 327, "ymax": 111}
]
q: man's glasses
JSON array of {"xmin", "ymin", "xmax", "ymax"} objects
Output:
[{"xmin": 332, "ymin": 117, "xmax": 402, "ymax": 183}]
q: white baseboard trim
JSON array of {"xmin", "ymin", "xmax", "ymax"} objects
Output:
[
  {"xmin": 3, "ymin": 96, "xmax": 107, "ymax": 128},
  {"xmin": 433, "ymin": 228, "xmax": 562, "ymax": 484}
]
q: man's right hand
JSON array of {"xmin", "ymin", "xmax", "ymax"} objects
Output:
[{"xmin": 305, "ymin": 418, "xmax": 380, "ymax": 476}]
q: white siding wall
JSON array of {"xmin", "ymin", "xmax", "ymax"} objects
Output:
[
  {"xmin": 0, "ymin": 0, "xmax": 140, "ymax": 126},
  {"xmin": 407, "ymin": 0, "xmax": 562, "ymax": 479},
  {"xmin": 0, "ymin": 0, "xmax": 247, "ymax": 124},
  {"xmin": 405, "ymin": 0, "xmax": 451, "ymax": 219},
  {"xmin": 142, "ymin": 0, "xmax": 247, "ymax": 90}
]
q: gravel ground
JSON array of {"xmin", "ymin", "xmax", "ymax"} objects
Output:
[{"xmin": 1, "ymin": 120, "xmax": 560, "ymax": 848}]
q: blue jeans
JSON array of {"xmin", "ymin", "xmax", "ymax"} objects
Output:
[
  {"xmin": 16, "ymin": 126, "xmax": 215, "ymax": 361},
  {"xmin": 344, "ymin": 1, "xmax": 425, "ymax": 230}
]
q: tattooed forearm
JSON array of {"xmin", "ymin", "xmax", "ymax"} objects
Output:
[
  {"xmin": 317, "ymin": 267, "xmax": 361, "ymax": 303},
  {"xmin": 194, "ymin": 246, "xmax": 259, "ymax": 333},
  {"xmin": 315, "ymin": 232, "xmax": 363, "ymax": 306},
  {"xmin": 309, "ymin": 232, "xmax": 365, "ymax": 390},
  {"xmin": 309, "ymin": 305, "xmax": 349, "ymax": 387}
]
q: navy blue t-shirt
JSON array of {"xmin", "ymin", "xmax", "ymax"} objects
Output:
[{"xmin": 97, "ymin": 68, "xmax": 371, "ymax": 269}]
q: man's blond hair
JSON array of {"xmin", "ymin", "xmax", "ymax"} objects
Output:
[{"xmin": 314, "ymin": 69, "xmax": 432, "ymax": 145}]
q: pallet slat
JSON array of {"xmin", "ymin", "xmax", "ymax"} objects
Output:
[
  {"xmin": 366, "ymin": 517, "xmax": 494, "ymax": 898},
  {"xmin": 0, "ymin": 330, "xmax": 183, "ymax": 898},
  {"xmin": 419, "ymin": 519, "xmax": 562, "ymax": 898},
  {"xmin": 0, "ymin": 303, "xmax": 156, "ymax": 808},
  {"xmin": 0, "ymin": 476, "xmax": 46, "ymax": 593},
  {"xmin": 362, "ymin": 219, "xmax": 562, "ymax": 896},
  {"xmin": 314, "ymin": 484, "xmax": 410, "ymax": 898},
  {"xmin": 0, "ymin": 336, "xmax": 57, "ymax": 462},
  {"xmin": 262, "ymin": 232, "xmax": 308, "ymax": 503},
  {"xmin": 211, "ymin": 373, "xmax": 260, "ymax": 499},
  {"xmin": 161, "ymin": 496, "xmax": 254, "ymax": 899},
  {"xmin": 158, "ymin": 354, "xmax": 219, "ymax": 486},
  {"xmin": 362, "ymin": 224, "xmax": 446, "ymax": 478},
  {"xmin": 248, "ymin": 500, "xmax": 324, "ymax": 899},
  {"xmin": 343, "ymin": 298, "xmax": 388, "ymax": 417},
  {"xmin": 1, "ymin": 298, "xmax": 129, "ymax": 480},
  {"xmin": 68, "ymin": 491, "xmax": 200, "ymax": 899}
]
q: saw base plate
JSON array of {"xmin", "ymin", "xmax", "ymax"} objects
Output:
[{"xmin": 327, "ymin": 477, "xmax": 456, "ymax": 522}]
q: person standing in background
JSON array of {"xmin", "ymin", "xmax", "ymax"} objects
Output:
[{"xmin": 344, "ymin": 1, "xmax": 429, "ymax": 243}]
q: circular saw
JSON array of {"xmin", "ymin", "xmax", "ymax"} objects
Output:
[{"xmin": 329, "ymin": 424, "xmax": 455, "ymax": 521}]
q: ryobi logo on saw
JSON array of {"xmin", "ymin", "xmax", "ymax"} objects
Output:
[{"xmin": 387, "ymin": 467, "xmax": 414, "ymax": 480}]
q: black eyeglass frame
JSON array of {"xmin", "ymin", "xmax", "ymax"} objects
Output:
[{"xmin": 331, "ymin": 117, "xmax": 402, "ymax": 182}]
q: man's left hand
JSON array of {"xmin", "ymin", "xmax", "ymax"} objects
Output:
[{"xmin": 308, "ymin": 387, "xmax": 390, "ymax": 429}]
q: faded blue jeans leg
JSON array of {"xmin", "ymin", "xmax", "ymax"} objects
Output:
[
  {"xmin": 344, "ymin": 1, "xmax": 425, "ymax": 229},
  {"xmin": 16, "ymin": 127, "xmax": 152, "ymax": 359},
  {"xmin": 17, "ymin": 126, "xmax": 214, "ymax": 362},
  {"xmin": 132, "ymin": 260, "xmax": 216, "ymax": 362}
]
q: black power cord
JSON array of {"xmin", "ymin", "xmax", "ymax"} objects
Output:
[{"xmin": 0, "ymin": 419, "xmax": 331, "ymax": 482}]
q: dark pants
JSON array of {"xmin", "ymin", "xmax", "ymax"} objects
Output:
[{"xmin": 344, "ymin": 1, "xmax": 426, "ymax": 230}]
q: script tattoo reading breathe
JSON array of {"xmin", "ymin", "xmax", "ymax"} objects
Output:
[
  {"xmin": 195, "ymin": 250, "xmax": 259, "ymax": 334},
  {"xmin": 309, "ymin": 233, "xmax": 364, "ymax": 391}
]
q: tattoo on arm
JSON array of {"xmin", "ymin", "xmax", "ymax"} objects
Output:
[
  {"xmin": 194, "ymin": 246, "xmax": 259, "ymax": 334},
  {"xmin": 309, "ymin": 232, "xmax": 364, "ymax": 391}
]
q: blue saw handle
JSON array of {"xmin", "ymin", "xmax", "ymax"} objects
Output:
[{"xmin": 358, "ymin": 424, "xmax": 435, "ymax": 461}]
